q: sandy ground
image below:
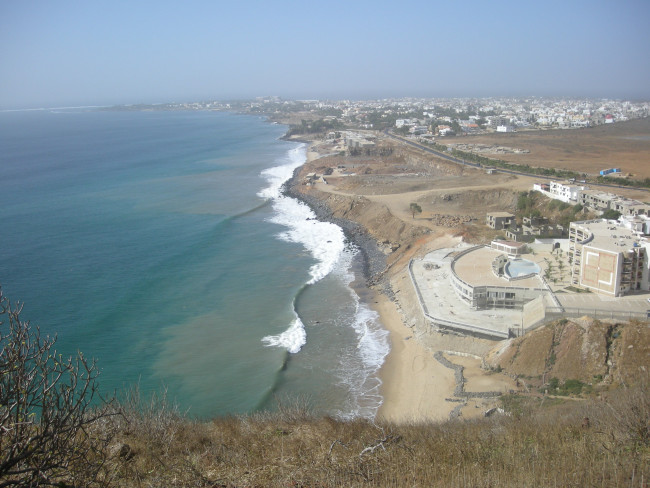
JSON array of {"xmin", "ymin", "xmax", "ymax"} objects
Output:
[
  {"xmin": 373, "ymin": 292, "xmax": 456, "ymax": 423},
  {"xmin": 373, "ymin": 247, "xmax": 518, "ymax": 424},
  {"xmin": 451, "ymin": 117, "xmax": 650, "ymax": 179}
]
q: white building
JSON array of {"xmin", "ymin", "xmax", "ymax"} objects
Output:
[
  {"xmin": 568, "ymin": 219, "xmax": 650, "ymax": 296},
  {"xmin": 533, "ymin": 180, "xmax": 586, "ymax": 204},
  {"xmin": 549, "ymin": 180, "xmax": 586, "ymax": 203},
  {"xmin": 619, "ymin": 214, "xmax": 650, "ymax": 235}
]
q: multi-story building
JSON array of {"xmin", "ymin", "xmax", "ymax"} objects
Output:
[
  {"xmin": 549, "ymin": 180, "xmax": 586, "ymax": 203},
  {"xmin": 486, "ymin": 212, "xmax": 515, "ymax": 230},
  {"xmin": 610, "ymin": 198, "xmax": 650, "ymax": 217},
  {"xmin": 568, "ymin": 219, "xmax": 650, "ymax": 296},
  {"xmin": 579, "ymin": 189, "xmax": 617, "ymax": 212},
  {"xmin": 578, "ymin": 190, "xmax": 650, "ymax": 216},
  {"xmin": 505, "ymin": 216, "xmax": 566, "ymax": 242},
  {"xmin": 450, "ymin": 244, "xmax": 547, "ymax": 311}
]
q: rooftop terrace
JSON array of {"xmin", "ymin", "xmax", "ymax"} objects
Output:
[
  {"xmin": 571, "ymin": 219, "xmax": 645, "ymax": 253},
  {"xmin": 453, "ymin": 247, "xmax": 545, "ymax": 289}
]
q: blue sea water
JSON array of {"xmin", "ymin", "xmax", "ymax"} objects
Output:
[{"xmin": 0, "ymin": 109, "xmax": 388, "ymax": 419}]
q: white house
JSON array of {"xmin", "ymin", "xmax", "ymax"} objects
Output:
[{"xmin": 549, "ymin": 181, "xmax": 586, "ymax": 203}]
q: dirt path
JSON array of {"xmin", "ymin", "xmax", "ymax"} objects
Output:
[{"xmin": 314, "ymin": 176, "xmax": 534, "ymax": 232}]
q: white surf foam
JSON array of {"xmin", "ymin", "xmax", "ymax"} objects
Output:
[
  {"xmin": 259, "ymin": 145, "xmax": 346, "ymax": 353},
  {"xmin": 260, "ymin": 312, "xmax": 306, "ymax": 354},
  {"xmin": 259, "ymin": 145, "xmax": 390, "ymax": 418},
  {"xmin": 331, "ymin": 248, "xmax": 390, "ymax": 419}
]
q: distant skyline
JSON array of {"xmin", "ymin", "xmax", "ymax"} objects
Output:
[{"xmin": 1, "ymin": 0, "xmax": 649, "ymax": 109}]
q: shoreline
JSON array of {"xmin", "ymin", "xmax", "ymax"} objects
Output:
[
  {"xmin": 371, "ymin": 290, "xmax": 457, "ymax": 422},
  {"xmin": 282, "ymin": 136, "xmax": 517, "ymax": 423},
  {"xmin": 282, "ymin": 177, "xmax": 388, "ymax": 285}
]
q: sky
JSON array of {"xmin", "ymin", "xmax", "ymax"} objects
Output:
[{"xmin": 1, "ymin": 0, "xmax": 649, "ymax": 109}]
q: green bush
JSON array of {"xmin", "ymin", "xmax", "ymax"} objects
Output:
[
  {"xmin": 602, "ymin": 209, "xmax": 622, "ymax": 220},
  {"xmin": 563, "ymin": 379, "xmax": 585, "ymax": 395}
]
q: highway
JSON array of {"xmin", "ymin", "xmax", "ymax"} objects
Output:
[{"xmin": 384, "ymin": 130, "xmax": 650, "ymax": 194}]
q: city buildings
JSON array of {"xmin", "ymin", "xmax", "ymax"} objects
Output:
[{"xmin": 534, "ymin": 180, "xmax": 650, "ymax": 217}]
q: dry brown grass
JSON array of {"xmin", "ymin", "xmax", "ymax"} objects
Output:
[
  {"xmin": 97, "ymin": 379, "xmax": 649, "ymax": 487},
  {"xmin": 457, "ymin": 117, "xmax": 650, "ymax": 179}
]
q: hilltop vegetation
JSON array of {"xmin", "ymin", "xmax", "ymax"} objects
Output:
[
  {"xmin": 515, "ymin": 189, "xmax": 599, "ymax": 227},
  {"xmin": 2, "ymin": 289, "xmax": 648, "ymax": 487},
  {"xmin": 98, "ymin": 383, "xmax": 648, "ymax": 487}
]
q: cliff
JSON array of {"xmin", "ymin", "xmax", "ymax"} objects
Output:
[
  {"xmin": 486, "ymin": 317, "xmax": 650, "ymax": 388},
  {"xmin": 284, "ymin": 174, "xmax": 433, "ymax": 286}
]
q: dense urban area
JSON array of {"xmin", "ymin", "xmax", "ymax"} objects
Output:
[{"xmin": 129, "ymin": 95, "xmax": 650, "ymax": 132}]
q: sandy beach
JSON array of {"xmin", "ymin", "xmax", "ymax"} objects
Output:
[
  {"xmin": 373, "ymin": 291, "xmax": 456, "ymax": 423},
  {"xmin": 300, "ymin": 138, "xmax": 518, "ymax": 423},
  {"xmin": 374, "ymin": 249, "xmax": 517, "ymax": 423}
]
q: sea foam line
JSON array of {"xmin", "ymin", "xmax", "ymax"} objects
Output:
[
  {"xmin": 259, "ymin": 145, "xmax": 346, "ymax": 353},
  {"xmin": 259, "ymin": 144, "xmax": 390, "ymax": 417},
  {"xmin": 331, "ymin": 248, "xmax": 390, "ymax": 419}
]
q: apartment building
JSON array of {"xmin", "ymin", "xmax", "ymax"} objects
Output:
[
  {"xmin": 549, "ymin": 181, "xmax": 586, "ymax": 203},
  {"xmin": 568, "ymin": 219, "xmax": 650, "ymax": 296},
  {"xmin": 610, "ymin": 198, "xmax": 650, "ymax": 217},
  {"xmin": 578, "ymin": 190, "xmax": 650, "ymax": 216},
  {"xmin": 579, "ymin": 190, "xmax": 618, "ymax": 211},
  {"xmin": 505, "ymin": 216, "xmax": 566, "ymax": 242}
]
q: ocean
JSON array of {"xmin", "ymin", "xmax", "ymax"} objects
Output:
[{"xmin": 0, "ymin": 109, "xmax": 389, "ymax": 419}]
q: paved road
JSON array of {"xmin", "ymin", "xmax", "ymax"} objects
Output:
[
  {"xmin": 384, "ymin": 130, "xmax": 650, "ymax": 194},
  {"xmin": 385, "ymin": 130, "xmax": 484, "ymax": 170}
]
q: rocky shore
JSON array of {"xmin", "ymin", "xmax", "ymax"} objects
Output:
[{"xmin": 282, "ymin": 169, "xmax": 388, "ymax": 287}]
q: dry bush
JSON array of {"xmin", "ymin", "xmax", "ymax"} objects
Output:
[
  {"xmin": 0, "ymin": 288, "xmax": 117, "ymax": 487},
  {"xmin": 104, "ymin": 385, "xmax": 648, "ymax": 487},
  {"xmin": 585, "ymin": 372, "xmax": 650, "ymax": 455}
]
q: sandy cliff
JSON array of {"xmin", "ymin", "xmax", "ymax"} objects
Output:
[{"xmin": 486, "ymin": 317, "xmax": 650, "ymax": 387}]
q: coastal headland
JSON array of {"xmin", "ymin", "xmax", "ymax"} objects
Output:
[{"xmin": 282, "ymin": 122, "xmax": 650, "ymax": 423}]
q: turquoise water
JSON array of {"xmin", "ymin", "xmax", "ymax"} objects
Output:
[
  {"xmin": 505, "ymin": 259, "xmax": 540, "ymax": 278},
  {"xmin": 0, "ymin": 109, "xmax": 388, "ymax": 418}
]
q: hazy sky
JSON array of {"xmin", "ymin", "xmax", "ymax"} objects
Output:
[{"xmin": 1, "ymin": 0, "xmax": 649, "ymax": 108}]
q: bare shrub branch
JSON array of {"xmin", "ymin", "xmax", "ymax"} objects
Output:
[{"xmin": 0, "ymin": 287, "xmax": 116, "ymax": 487}]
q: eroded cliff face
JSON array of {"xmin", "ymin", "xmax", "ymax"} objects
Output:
[
  {"xmin": 486, "ymin": 318, "xmax": 649, "ymax": 387},
  {"xmin": 318, "ymin": 192, "xmax": 430, "ymax": 261},
  {"xmin": 287, "ymin": 184, "xmax": 434, "ymax": 278}
]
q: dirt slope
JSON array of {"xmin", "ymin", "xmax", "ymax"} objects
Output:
[{"xmin": 486, "ymin": 317, "xmax": 649, "ymax": 387}]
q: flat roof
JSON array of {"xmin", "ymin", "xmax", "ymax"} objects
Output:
[
  {"xmin": 551, "ymin": 181, "xmax": 584, "ymax": 190},
  {"xmin": 413, "ymin": 248, "xmax": 521, "ymax": 337},
  {"xmin": 580, "ymin": 189, "xmax": 614, "ymax": 199},
  {"xmin": 572, "ymin": 219, "xmax": 646, "ymax": 253},
  {"xmin": 493, "ymin": 240, "xmax": 527, "ymax": 249},
  {"xmin": 453, "ymin": 247, "xmax": 544, "ymax": 288}
]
